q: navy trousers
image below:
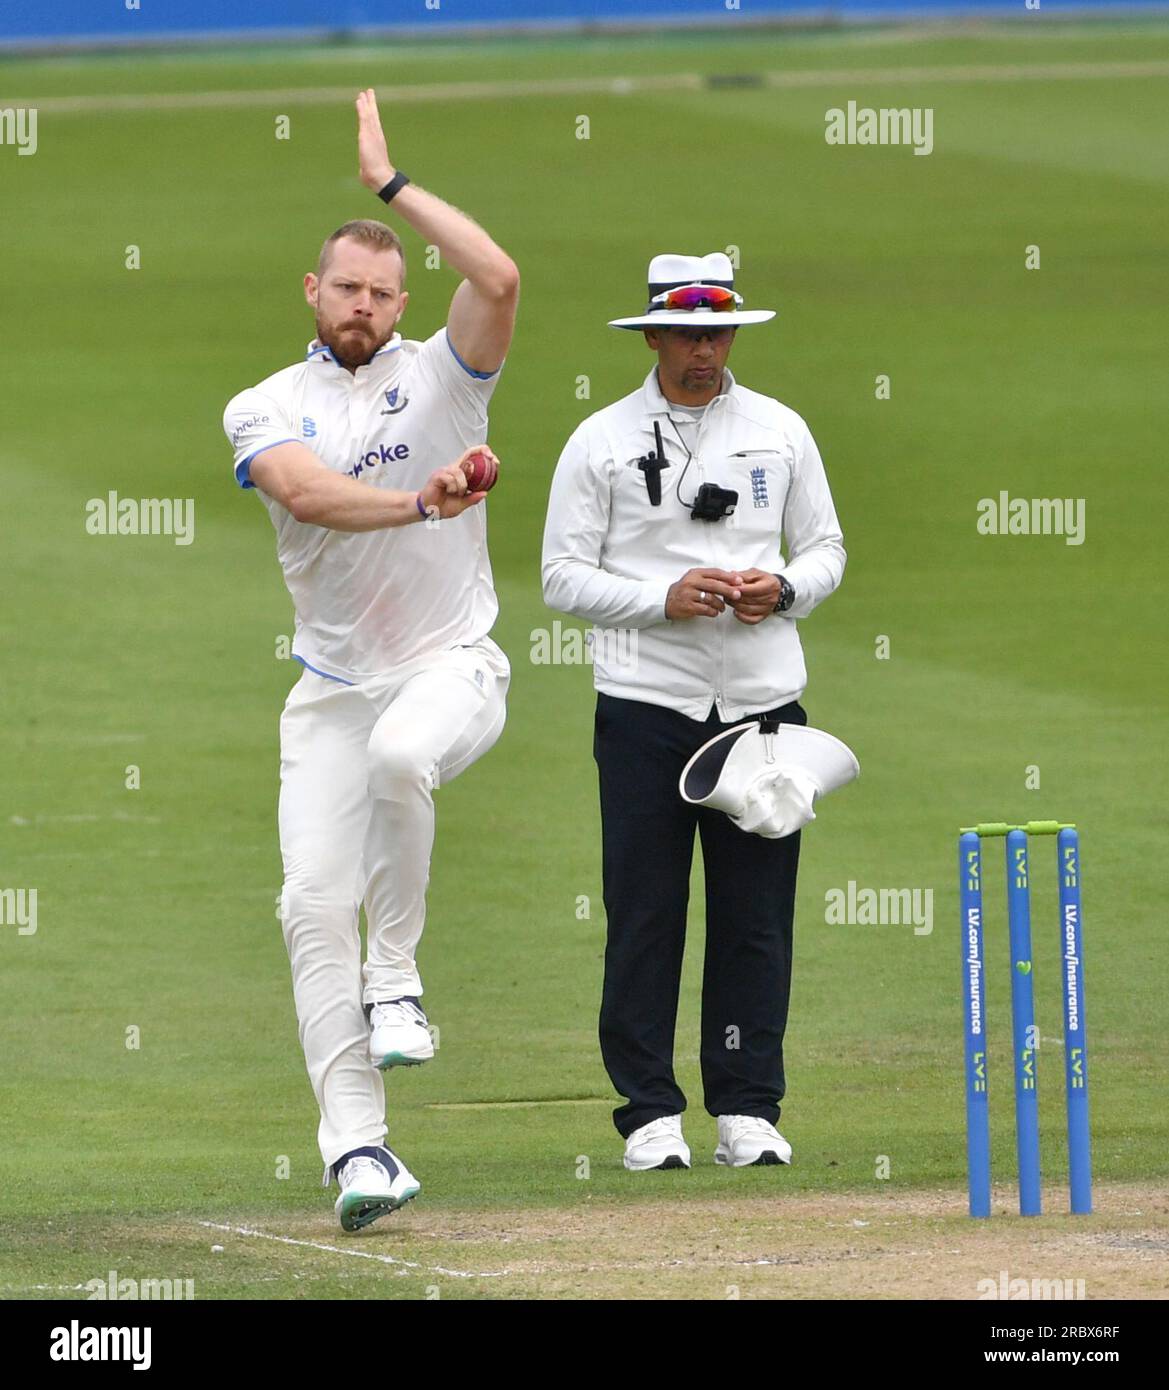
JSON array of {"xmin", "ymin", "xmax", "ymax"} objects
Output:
[{"xmin": 593, "ymin": 692, "xmax": 806, "ymax": 1138}]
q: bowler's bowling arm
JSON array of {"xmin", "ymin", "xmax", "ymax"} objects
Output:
[{"xmin": 356, "ymin": 89, "xmax": 518, "ymax": 374}]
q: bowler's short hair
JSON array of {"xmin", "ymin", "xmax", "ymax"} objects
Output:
[{"xmin": 318, "ymin": 219, "xmax": 406, "ymax": 283}]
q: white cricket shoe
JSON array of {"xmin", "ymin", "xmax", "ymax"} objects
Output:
[
  {"xmin": 715, "ymin": 1115, "xmax": 792, "ymax": 1167},
  {"xmin": 369, "ymin": 997, "xmax": 434, "ymax": 1070},
  {"xmin": 623, "ymin": 1115, "xmax": 691, "ymax": 1171},
  {"xmin": 333, "ymin": 1147, "xmax": 420, "ymax": 1232}
]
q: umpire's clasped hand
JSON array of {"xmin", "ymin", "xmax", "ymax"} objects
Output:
[
  {"xmin": 665, "ymin": 567, "xmax": 783, "ymax": 623},
  {"xmin": 665, "ymin": 568, "xmax": 742, "ymax": 619}
]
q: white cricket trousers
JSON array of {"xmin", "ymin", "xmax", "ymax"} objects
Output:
[{"xmin": 277, "ymin": 635, "xmax": 510, "ymax": 1170}]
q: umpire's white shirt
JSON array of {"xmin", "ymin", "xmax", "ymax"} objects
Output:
[
  {"xmin": 223, "ymin": 329, "xmax": 500, "ymax": 682},
  {"xmin": 542, "ymin": 367, "xmax": 845, "ymax": 721}
]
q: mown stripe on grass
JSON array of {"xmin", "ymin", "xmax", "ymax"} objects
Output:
[
  {"xmin": 15, "ymin": 59, "xmax": 1169, "ymax": 115},
  {"xmin": 425, "ymin": 1097, "xmax": 611, "ymax": 1110}
]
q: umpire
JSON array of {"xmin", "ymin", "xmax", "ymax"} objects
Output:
[{"xmin": 541, "ymin": 254, "xmax": 846, "ymax": 1171}]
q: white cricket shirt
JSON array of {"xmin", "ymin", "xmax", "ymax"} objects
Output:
[
  {"xmin": 223, "ymin": 328, "xmax": 502, "ymax": 683},
  {"xmin": 541, "ymin": 367, "xmax": 846, "ymax": 721}
]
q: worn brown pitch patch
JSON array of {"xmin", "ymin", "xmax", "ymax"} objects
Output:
[{"xmin": 178, "ymin": 1182, "xmax": 1169, "ymax": 1299}]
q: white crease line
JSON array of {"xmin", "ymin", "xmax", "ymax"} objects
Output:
[
  {"xmin": 199, "ymin": 1220, "xmax": 510, "ymax": 1279},
  {"xmin": 11, "ymin": 59, "xmax": 1169, "ymax": 115},
  {"xmin": 199, "ymin": 1223, "xmax": 955, "ymax": 1279}
]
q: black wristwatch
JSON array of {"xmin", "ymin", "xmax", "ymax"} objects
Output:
[{"xmin": 773, "ymin": 574, "xmax": 796, "ymax": 613}]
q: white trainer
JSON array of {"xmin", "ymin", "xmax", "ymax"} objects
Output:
[
  {"xmin": 333, "ymin": 1148, "xmax": 420, "ymax": 1232},
  {"xmin": 369, "ymin": 997, "xmax": 435, "ymax": 1070},
  {"xmin": 623, "ymin": 1115, "xmax": 691, "ymax": 1171},
  {"xmin": 715, "ymin": 1115, "xmax": 792, "ymax": 1167}
]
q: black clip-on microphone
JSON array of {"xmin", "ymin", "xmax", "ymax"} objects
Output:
[{"xmin": 637, "ymin": 420, "xmax": 667, "ymax": 506}]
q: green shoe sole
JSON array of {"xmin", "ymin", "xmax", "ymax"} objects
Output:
[
  {"xmin": 338, "ymin": 1183, "xmax": 421, "ymax": 1232},
  {"xmin": 375, "ymin": 1051, "xmax": 431, "ymax": 1071}
]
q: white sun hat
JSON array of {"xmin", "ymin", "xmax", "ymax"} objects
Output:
[
  {"xmin": 679, "ymin": 720, "xmax": 859, "ymax": 839},
  {"xmin": 608, "ymin": 252, "xmax": 776, "ymax": 330}
]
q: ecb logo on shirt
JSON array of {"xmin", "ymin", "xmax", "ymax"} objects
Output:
[
  {"xmin": 381, "ymin": 386, "xmax": 409, "ymax": 416},
  {"xmin": 302, "ymin": 417, "xmax": 317, "ymax": 438},
  {"xmin": 751, "ymin": 467, "xmax": 770, "ymax": 509}
]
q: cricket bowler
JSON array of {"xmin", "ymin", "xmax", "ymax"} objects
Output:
[{"xmin": 222, "ymin": 91, "xmax": 519, "ymax": 1230}]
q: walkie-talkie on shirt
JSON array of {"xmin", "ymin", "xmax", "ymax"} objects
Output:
[{"xmin": 637, "ymin": 420, "xmax": 667, "ymax": 506}]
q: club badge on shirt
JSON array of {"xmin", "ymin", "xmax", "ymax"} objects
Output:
[{"xmin": 381, "ymin": 385, "xmax": 410, "ymax": 416}]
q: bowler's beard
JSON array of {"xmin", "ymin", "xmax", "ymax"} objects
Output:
[{"xmin": 316, "ymin": 313, "xmax": 395, "ymax": 370}]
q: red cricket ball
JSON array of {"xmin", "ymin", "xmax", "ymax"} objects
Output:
[{"xmin": 462, "ymin": 448, "xmax": 499, "ymax": 494}]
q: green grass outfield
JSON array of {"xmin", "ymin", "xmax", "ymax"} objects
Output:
[{"xmin": 0, "ymin": 19, "xmax": 1167, "ymax": 1298}]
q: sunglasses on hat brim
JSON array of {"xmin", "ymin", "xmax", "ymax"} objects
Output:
[{"xmin": 647, "ymin": 284, "xmax": 744, "ymax": 313}]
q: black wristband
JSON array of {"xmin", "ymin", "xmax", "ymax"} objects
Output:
[{"xmin": 377, "ymin": 171, "xmax": 411, "ymax": 204}]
